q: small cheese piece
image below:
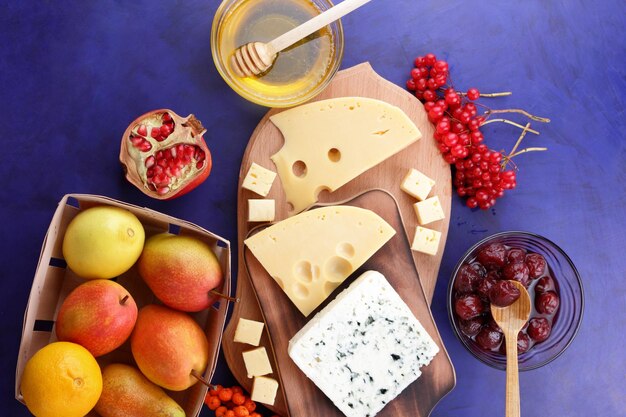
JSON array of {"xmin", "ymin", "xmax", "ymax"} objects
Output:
[
  {"xmin": 288, "ymin": 271, "xmax": 439, "ymax": 417},
  {"xmin": 248, "ymin": 199, "xmax": 275, "ymax": 222},
  {"xmin": 411, "ymin": 226, "xmax": 441, "ymax": 256},
  {"xmin": 400, "ymin": 168, "xmax": 435, "ymax": 201},
  {"xmin": 414, "ymin": 196, "xmax": 445, "ymax": 225},
  {"xmin": 242, "ymin": 347, "xmax": 273, "ymax": 378},
  {"xmin": 233, "ymin": 318, "xmax": 265, "ymax": 346},
  {"xmin": 251, "ymin": 376, "xmax": 279, "ymax": 405},
  {"xmin": 244, "ymin": 205, "xmax": 395, "ymax": 316},
  {"xmin": 270, "ymin": 97, "xmax": 421, "ymax": 213},
  {"xmin": 242, "ymin": 163, "xmax": 276, "ymax": 197}
]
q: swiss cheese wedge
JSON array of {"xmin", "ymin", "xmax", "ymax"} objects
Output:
[
  {"xmin": 244, "ymin": 205, "xmax": 395, "ymax": 316},
  {"xmin": 270, "ymin": 97, "xmax": 421, "ymax": 213}
]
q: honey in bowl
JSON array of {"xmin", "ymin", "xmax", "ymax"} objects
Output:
[{"xmin": 213, "ymin": 0, "xmax": 341, "ymax": 107}]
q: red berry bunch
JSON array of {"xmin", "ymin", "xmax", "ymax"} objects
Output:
[{"xmin": 406, "ymin": 53, "xmax": 548, "ymax": 210}]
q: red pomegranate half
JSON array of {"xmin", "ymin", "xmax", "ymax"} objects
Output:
[{"xmin": 120, "ymin": 109, "xmax": 212, "ymax": 199}]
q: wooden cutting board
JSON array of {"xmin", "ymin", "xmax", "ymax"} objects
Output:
[{"xmin": 223, "ymin": 62, "xmax": 454, "ymax": 416}]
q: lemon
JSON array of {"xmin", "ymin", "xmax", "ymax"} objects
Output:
[
  {"xmin": 20, "ymin": 341, "xmax": 103, "ymax": 417},
  {"xmin": 62, "ymin": 206, "xmax": 145, "ymax": 279}
]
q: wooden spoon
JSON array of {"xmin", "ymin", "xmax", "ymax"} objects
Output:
[
  {"xmin": 230, "ymin": 0, "xmax": 373, "ymax": 77},
  {"xmin": 491, "ymin": 280, "xmax": 531, "ymax": 417}
]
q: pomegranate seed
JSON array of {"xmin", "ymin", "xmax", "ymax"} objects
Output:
[
  {"xmin": 150, "ymin": 127, "xmax": 161, "ymax": 139},
  {"xmin": 137, "ymin": 125, "xmax": 148, "ymax": 136},
  {"xmin": 196, "ymin": 149, "xmax": 206, "ymax": 162},
  {"xmin": 157, "ymin": 186, "xmax": 170, "ymax": 195},
  {"xmin": 196, "ymin": 161, "xmax": 205, "ymax": 169},
  {"xmin": 154, "ymin": 165, "xmax": 164, "ymax": 175},
  {"xmin": 145, "ymin": 155, "xmax": 156, "ymax": 168},
  {"xmin": 184, "ymin": 145, "xmax": 195, "ymax": 157},
  {"xmin": 138, "ymin": 140, "xmax": 152, "ymax": 152},
  {"xmin": 146, "ymin": 168, "xmax": 154, "ymax": 178},
  {"xmin": 130, "ymin": 136, "xmax": 143, "ymax": 146},
  {"xmin": 160, "ymin": 124, "xmax": 172, "ymax": 137},
  {"xmin": 170, "ymin": 147, "xmax": 177, "ymax": 159},
  {"xmin": 162, "ymin": 112, "xmax": 172, "ymax": 122}
]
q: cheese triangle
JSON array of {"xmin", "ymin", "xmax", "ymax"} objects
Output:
[
  {"xmin": 244, "ymin": 205, "xmax": 395, "ymax": 316},
  {"xmin": 270, "ymin": 97, "xmax": 421, "ymax": 213}
]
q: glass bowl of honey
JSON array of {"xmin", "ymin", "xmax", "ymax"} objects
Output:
[{"xmin": 211, "ymin": 0, "xmax": 344, "ymax": 107}]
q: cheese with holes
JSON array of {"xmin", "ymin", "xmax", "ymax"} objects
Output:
[
  {"xmin": 244, "ymin": 206, "xmax": 395, "ymax": 316},
  {"xmin": 242, "ymin": 163, "xmax": 276, "ymax": 197},
  {"xmin": 411, "ymin": 226, "xmax": 441, "ymax": 256},
  {"xmin": 288, "ymin": 270, "xmax": 439, "ymax": 417},
  {"xmin": 270, "ymin": 97, "xmax": 421, "ymax": 213}
]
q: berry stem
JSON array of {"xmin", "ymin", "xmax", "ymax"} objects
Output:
[
  {"xmin": 481, "ymin": 118, "xmax": 540, "ymax": 135},
  {"xmin": 501, "ymin": 123, "xmax": 547, "ymax": 169},
  {"xmin": 459, "ymin": 91, "xmax": 513, "ymax": 97},
  {"xmin": 485, "ymin": 109, "xmax": 551, "ymax": 123},
  {"xmin": 508, "ymin": 123, "xmax": 532, "ymax": 157},
  {"xmin": 508, "ymin": 147, "xmax": 549, "ymax": 158}
]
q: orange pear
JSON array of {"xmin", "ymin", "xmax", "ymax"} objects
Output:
[
  {"xmin": 95, "ymin": 363, "xmax": 185, "ymax": 417},
  {"xmin": 56, "ymin": 280, "xmax": 137, "ymax": 357},
  {"xmin": 138, "ymin": 233, "xmax": 223, "ymax": 312},
  {"xmin": 131, "ymin": 304, "xmax": 209, "ymax": 391}
]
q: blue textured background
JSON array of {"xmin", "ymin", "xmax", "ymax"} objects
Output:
[{"xmin": 1, "ymin": 0, "xmax": 624, "ymax": 416}]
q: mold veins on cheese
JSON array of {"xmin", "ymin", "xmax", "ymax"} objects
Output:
[
  {"xmin": 243, "ymin": 206, "xmax": 395, "ymax": 316},
  {"xmin": 288, "ymin": 270, "xmax": 439, "ymax": 417},
  {"xmin": 270, "ymin": 97, "xmax": 421, "ymax": 214}
]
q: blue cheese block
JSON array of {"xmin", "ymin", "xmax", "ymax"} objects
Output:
[{"xmin": 288, "ymin": 270, "xmax": 439, "ymax": 417}]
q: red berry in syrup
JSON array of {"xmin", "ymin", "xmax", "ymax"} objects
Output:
[
  {"xmin": 502, "ymin": 261, "xmax": 530, "ymax": 286},
  {"xmin": 454, "ymin": 294, "xmax": 484, "ymax": 320},
  {"xmin": 475, "ymin": 328, "xmax": 503, "ymax": 351},
  {"xmin": 535, "ymin": 276, "xmax": 555, "ymax": 293},
  {"xmin": 535, "ymin": 291, "xmax": 560, "ymax": 314},
  {"xmin": 477, "ymin": 243, "xmax": 507, "ymax": 268},
  {"xmin": 517, "ymin": 332, "xmax": 530, "ymax": 354},
  {"xmin": 525, "ymin": 253, "xmax": 547, "ymax": 279},
  {"xmin": 489, "ymin": 280, "xmax": 521, "ymax": 307},
  {"xmin": 459, "ymin": 317, "xmax": 484, "ymax": 337},
  {"xmin": 477, "ymin": 276, "xmax": 496, "ymax": 300},
  {"xmin": 527, "ymin": 317, "xmax": 551, "ymax": 342},
  {"xmin": 454, "ymin": 264, "xmax": 480, "ymax": 293},
  {"xmin": 507, "ymin": 248, "xmax": 526, "ymax": 264}
]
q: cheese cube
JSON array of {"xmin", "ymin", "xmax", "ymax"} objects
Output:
[
  {"xmin": 242, "ymin": 163, "xmax": 276, "ymax": 197},
  {"xmin": 411, "ymin": 226, "xmax": 441, "ymax": 256},
  {"xmin": 248, "ymin": 199, "xmax": 275, "ymax": 222},
  {"xmin": 242, "ymin": 347, "xmax": 273, "ymax": 378},
  {"xmin": 414, "ymin": 196, "xmax": 445, "ymax": 225},
  {"xmin": 251, "ymin": 376, "xmax": 279, "ymax": 405},
  {"xmin": 400, "ymin": 168, "xmax": 435, "ymax": 201},
  {"xmin": 288, "ymin": 271, "xmax": 439, "ymax": 417},
  {"xmin": 233, "ymin": 318, "xmax": 265, "ymax": 346}
]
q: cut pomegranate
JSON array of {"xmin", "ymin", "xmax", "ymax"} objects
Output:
[{"xmin": 120, "ymin": 109, "xmax": 212, "ymax": 199}]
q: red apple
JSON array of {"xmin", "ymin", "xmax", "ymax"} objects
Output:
[{"xmin": 55, "ymin": 280, "xmax": 138, "ymax": 357}]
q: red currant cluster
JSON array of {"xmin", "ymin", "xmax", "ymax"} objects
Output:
[{"xmin": 406, "ymin": 53, "xmax": 531, "ymax": 210}]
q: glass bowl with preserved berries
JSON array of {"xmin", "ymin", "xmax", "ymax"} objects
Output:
[
  {"xmin": 447, "ymin": 231, "xmax": 584, "ymax": 371},
  {"xmin": 211, "ymin": 0, "xmax": 344, "ymax": 107}
]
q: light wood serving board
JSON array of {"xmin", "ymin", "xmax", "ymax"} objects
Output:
[{"xmin": 223, "ymin": 62, "xmax": 454, "ymax": 416}]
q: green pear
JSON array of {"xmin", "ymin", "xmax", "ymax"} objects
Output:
[{"xmin": 95, "ymin": 363, "xmax": 185, "ymax": 417}]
